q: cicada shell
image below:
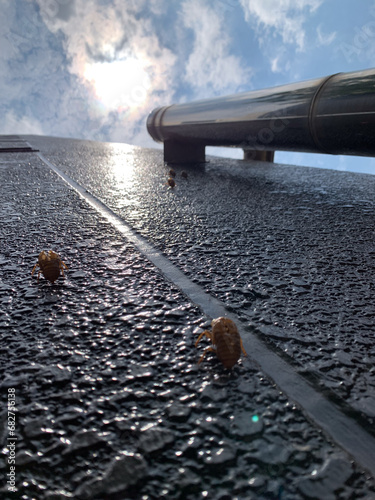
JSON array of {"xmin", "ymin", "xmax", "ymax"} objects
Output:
[
  {"xmin": 195, "ymin": 317, "xmax": 247, "ymax": 369},
  {"xmin": 31, "ymin": 250, "xmax": 68, "ymax": 283}
]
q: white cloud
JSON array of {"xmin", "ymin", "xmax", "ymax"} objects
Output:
[
  {"xmin": 317, "ymin": 24, "xmax": 336, "ymax": 46},
  {"xmin": 36, "ymin": 0, "xmax": 177, "ymax": 107},
  {"xmin": 240, "ymin": 0, "xmax": 322, "ymax": 51},
  {"xmin": 0, "ymin": 110, "xmax": 44, "ymax": 136},
  {"xmin": 181, "ymin": 0, "xmax": 250, "ymax": 97},
  {"xmin": 0, "ymin": 0, "xmax": 178, "ymax": 145},
  {"xmin": 270, "ymin": 49, "xmax": 291, "ymax": 73},
  {"xmin": 0, "ymin": 0, "xmax": 250, "ymax": 146}
]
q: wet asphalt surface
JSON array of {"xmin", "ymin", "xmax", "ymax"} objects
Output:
[{"xmin": 1, "ymin": 135, "xmax": 375, "ymax": 499}]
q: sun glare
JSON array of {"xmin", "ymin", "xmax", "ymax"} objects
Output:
[{"xmin": 84, "ymin": 58, "xmax": 150, "ymax": 110}]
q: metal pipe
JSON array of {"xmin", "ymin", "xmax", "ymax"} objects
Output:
[{"xmin": 146, "ymin": 68, "xmax": 375, "ymax": 163}]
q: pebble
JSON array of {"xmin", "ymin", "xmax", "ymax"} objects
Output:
[
  {"xmin": 74, "ymin": 452, "xmax": 147, "ymax": 498},
  {"xmin": 62, "ymin": 429, "xmax": 112, "ymax": 455},
  {"xmin": 297, "ymin": 456, "xmax": 353, "ymax": 500},
  {"xmin": 138, "ymin": 426, "xmax": 175, "ymax": 454}
]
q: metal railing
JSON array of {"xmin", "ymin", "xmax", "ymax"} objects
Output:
[{"xmin": 147, "ymin": 68, "xmax": 375, "ymax": 163}]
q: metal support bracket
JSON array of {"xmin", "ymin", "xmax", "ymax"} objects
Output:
[
  {"xmin": 164, "ymin": 140, "xmax": 206, "ymax": 164},
  {"xmin": 243, "ymin": 150, "xmax": 275, "ymax": 162}
]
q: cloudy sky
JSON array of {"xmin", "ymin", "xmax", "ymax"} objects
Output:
[{"xmin": 1, "ymin": 0, "xmax": 375, "ymax": 173}]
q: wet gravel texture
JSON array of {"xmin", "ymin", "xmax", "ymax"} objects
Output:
[
  {"xmin": 27, "ymin": 136, "xmax": 375, "ymax": 431},
  {"xmin": 0, "ymin": 143, "xmax": 374, "ymax": 499}
]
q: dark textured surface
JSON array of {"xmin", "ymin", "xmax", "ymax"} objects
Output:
[
  {"xmin": 28, "ymin": 135, "xmax": 375, "ymax": 427},
  {"xmin": 1, "ymin": 137, "xmax": 375, "ymax": 499}
]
